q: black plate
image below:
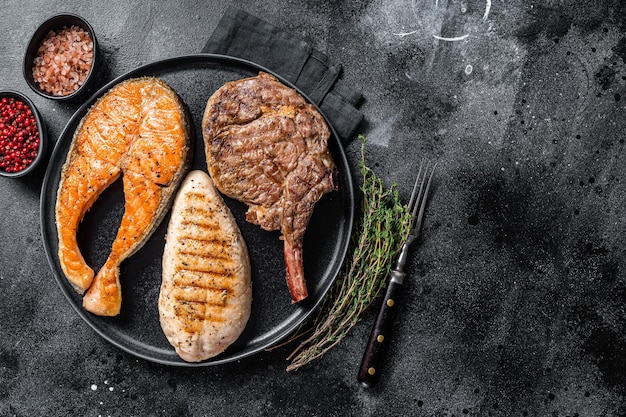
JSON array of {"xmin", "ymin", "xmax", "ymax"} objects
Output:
[{"xmin": 40, "ymin": 54, "xmax": 354, "ymax": 366}]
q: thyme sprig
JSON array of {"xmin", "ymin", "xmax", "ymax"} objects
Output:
[{"xmin": 286, "ymin": 136, "xmax": 412, "ymax": 371}]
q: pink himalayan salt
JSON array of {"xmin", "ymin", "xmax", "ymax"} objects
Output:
[{"xmin": 32, "ymin": 25, "xmax": 94, "ymax": 96}]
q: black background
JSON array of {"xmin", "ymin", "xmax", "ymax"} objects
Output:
[{"xmin": 2, "ymin": 1, "xmax": 626, "ymax": 416}]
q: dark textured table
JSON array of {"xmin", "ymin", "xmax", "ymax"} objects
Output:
[{"xmin": 2, "ymin": 1, "xmax": 626, "ymax": 416}]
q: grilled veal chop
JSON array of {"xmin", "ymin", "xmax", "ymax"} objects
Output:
[{"xmin": 202, "ymin": 72, "xmax": 336, "ymax": 303}]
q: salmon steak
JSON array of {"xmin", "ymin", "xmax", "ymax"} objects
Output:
[
  {"xmin": 159, "ymin": 170, "xmax": 252, "ymax": 362},
  {"xmin": 202, "ymin": 72, "xmax": 336, "ymax": 303},
  {"xmin": 55, "ymin": 76, "xmax": 191, "ymax": 317}
]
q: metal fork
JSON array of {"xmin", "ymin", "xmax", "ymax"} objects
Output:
[{"xmin": 358, "ymin": 160, "xmax": 436, "ymax": 388}]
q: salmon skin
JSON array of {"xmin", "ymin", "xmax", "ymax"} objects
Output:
[
  {"xmin": 159, "ymin": 170, "xmax": 252, "ymax": 362},
  {"xmin": 55, "ymin": 76, "xmax": 192, "ymax": 317}
]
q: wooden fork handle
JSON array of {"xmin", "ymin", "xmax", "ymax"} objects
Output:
[{"xmin": 358, "ymin": 270, "xmax": 405, "ymax": 387}]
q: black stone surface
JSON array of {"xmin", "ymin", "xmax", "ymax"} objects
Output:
[{"xmin": 2, "ymin": 1, "xmax": 626, "ymax": 416}]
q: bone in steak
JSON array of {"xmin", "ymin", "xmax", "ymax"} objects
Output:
[{"xmin": 202, "ymin": 72, "xmax": 337, "ymax": 303}]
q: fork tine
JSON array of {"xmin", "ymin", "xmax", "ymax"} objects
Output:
[
  {"xmin": 412, "ymin": 161, "xmax": 436, "ymax": 236},
  {"xmin": 389, "ymin": 160, "xmax": 436, "ymax": 271},
  {"xmin": 407, "ymin": 161, "xmax": 424, "ymax": 216}
]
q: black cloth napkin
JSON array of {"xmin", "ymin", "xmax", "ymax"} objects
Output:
[{"xmin": 202, "ymin": 6, "xmax": 364, "ymax": 143}]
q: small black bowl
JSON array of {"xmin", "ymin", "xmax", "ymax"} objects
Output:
[
  {"xmin": 0, "ymin": 91, "xmax": 48, "ymax": 178},
  {"xmin": 23, "ymin": 13, "xmax": 100, "ymax": 101}
]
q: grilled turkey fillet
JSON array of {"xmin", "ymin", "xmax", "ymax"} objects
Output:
[{"xmin": 159, "ymin": 170, "xmax": 251, "ymax": 362}]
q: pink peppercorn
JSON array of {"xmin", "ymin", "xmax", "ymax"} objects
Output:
[{"xmin": 0, "ymin": 97, "xmax": 40, "ymax": 173}]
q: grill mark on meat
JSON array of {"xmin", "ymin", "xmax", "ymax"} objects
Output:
[
  {"xmin": 184, "ymin": 191, "xmax": 210, "ymax": 201},
  {"xmin": 175, "ymin": 239, "xmax": 232, "ymax": 257},
  {"xmin": 173, "ymin": 280, "xmax": 234, "ymax": 293},
  {"xmin": 172, "ymin": 287, "xmax": 230, "ymax": 305},
  {"xmin": 176, "ymin": 233, "xmax": 231, "ymax": 246},
  {"xmin": 176, "ymin": 236, "xmax": 230, "ymax": 248},
  {"xmin": 175, "ymin": 256, "xmax": 235, "ymax": 274},
  {"xmin": 172, "ymin": 269, "xmax": 237, "ymax": 289},
  {"xmin": 176, "ymin": 261, "xmax": 234, "ymax": 281},
  {"xmin": 179, "ymin": 220, "xmax": 219, "ymax": 232}
]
